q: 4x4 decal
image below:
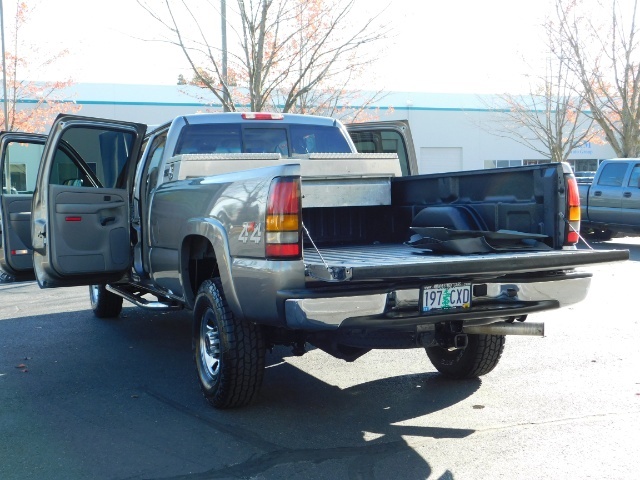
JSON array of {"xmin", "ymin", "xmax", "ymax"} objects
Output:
[{"xmin": 239, "ymin": 222, "xmax": 262, "ymax": 244}]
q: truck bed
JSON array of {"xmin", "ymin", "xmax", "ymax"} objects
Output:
[{"xmin": 303, "ymin": 243, "xmax": 628, "ymax": 282}]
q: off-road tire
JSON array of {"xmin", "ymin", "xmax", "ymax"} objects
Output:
[
  {"xmin": 194, "ymin": 278, "xmax": 266, "ymax": 409},
  {"xmin": 89, "ymin": 284, "xmax": 123, "ymax": 318},
  {"xmin": 426, "ymin": 334, "xmax": 505, "ymax": 379}
]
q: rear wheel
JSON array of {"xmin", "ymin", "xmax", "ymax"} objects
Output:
[
  {"xmin": 194, "ymin": 278, "xmax": 266, "ymax": 408},
  {"xmin": 89, "ymin": 284, "xmax": 123, "ymax": 318},
  {"xmin": 426, "ymin": 334, "xmax": 505, "ymax": 378}
]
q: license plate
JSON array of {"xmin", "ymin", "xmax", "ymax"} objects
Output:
[{"xmin": 421, "ymin": 282, "xmax": 471, "ymax": 312}]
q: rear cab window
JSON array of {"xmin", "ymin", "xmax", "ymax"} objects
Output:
[{"xmin": 174, "ymin": 123, "xmax": 352, "ymax": 156}]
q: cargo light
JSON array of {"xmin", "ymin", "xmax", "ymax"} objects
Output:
[
  {"xmin": 265, "ymin": 176, "xmax": 301, "ymax": 259},
  {"xmin": 565, "ymin": 175, "xmax": 581, "ymax": 245},
  {"xmin": 241, "ymin": 112, "xmax": 284, "ymax": 120}
]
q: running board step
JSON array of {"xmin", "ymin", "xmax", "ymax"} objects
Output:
[{"xmin": 106, "ymin": 285, "xmax": 183, "ymax": 311}]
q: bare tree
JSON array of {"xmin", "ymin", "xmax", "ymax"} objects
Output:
[
  {"xmin": 490, "ymin": 67, "xmax": 595, "ymax": 163},
  {"xmin": 554, "ymin": 0, "xmax": 640, "ymax": 157},
  {"xmin": 1, "ymin": 2, "xmax": 80, "ymax": 133},
  {"xmin": 136, "ymin": 0, "xmax": 389, "ymax": 120},
  {"xmin": 483, "ymin": 18, "xmax": 596, "ymax": 164}
]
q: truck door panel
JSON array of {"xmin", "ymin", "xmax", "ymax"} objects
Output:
[
  {"xmin": 619, "ymin": 162, "xmax": 640, "ymax": 226},
  {"xmin": 31, "ymin": 115, "xmax": 146, "ymax": 287},
  {"xmin": 0, "ymin": 134, "xmax": 46, "ymax": 276},
  {"xmin": 588, "ymin": 161, "xmax": 627, "ymax": 224},
  {"xmin": 1, "ymin": 196, "xmax": 33, "ymax": 272},
  {"xmin": 48, "ymin": 186, "xmax": 129, "ymax": 274}
]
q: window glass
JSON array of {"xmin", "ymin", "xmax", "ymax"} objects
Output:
[
  {"xmin": 291, "ymin": 124, "xmax": 351, "ymax": 155},
  {"xmin": 597, "ymin": 162, "xmax": 628, "ymax": 187},
  {"xmin": 349, "ymin": 130, "xmax": 408, "ymax": 175},
  {"xmin": 145, "ymin": 133, "xmax": 167, "ymax": 197},
  {"xmin": 244, "ymin": 128, "xmax": 288, "ymax": 154},
  {"xmin": 10, "ymin": 164, "xmax": 26, "ymax": 191},
  {"xmin": 175, "ymin": 124, "xmax": 241, "ymax": 154},
  {"xmin": 569, "ymin": 158, "xmax": 600, "ymax": 173},
  {"xmin": 50, "ymin": 127, "xmax": 136, "ymax": 188},
  {"xmin": 49, "ymin": 148, "xmax": 94, "ymax": 187},
  {"xmin": 2, "ymin": 141, "xmax": 44, "ymax": 194},
  {"xmin": 484, "ymin": 160, "xmax": 497, "ymax": 168},
  {"xmin": 627, "ymin": 164, "xmax": 640, "ymax": 188},
  {"xmin": 487, "ymin": 160, "xmax": 524, "ymax": 168},
  {"xmin": 174, "ymin": 122, "xmax": 350, "ymax": 157}
]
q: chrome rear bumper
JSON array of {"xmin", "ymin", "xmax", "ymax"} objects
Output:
[{"xmin": 284, "ymin": 274, "xmax": 591, "ymax": 331}]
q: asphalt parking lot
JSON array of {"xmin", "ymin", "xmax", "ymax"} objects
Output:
[{"xmin": 1, "ymin": 238, "xmax": 639, "ymax": 480}]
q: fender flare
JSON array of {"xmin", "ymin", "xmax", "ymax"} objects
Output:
[{"xmin": 180, "ymin": 217, "xmax": 244, "ymax": 319}]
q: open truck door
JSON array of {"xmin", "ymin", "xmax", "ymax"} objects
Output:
[
  {"xmin": 0, "ymin": 132, "xmax": 47, "ymax": 281},
  {"xmin": 346, "ymin": 120, "xmax": 418, "ymax": 176},
  {"xmin": 31, "ymin": 115, "xmax": 146, "ymax": 288}
]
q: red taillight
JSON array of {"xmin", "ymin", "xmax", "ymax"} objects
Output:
[
  {"xmin": 266, "ymin": 176, "xmax": 301, "ymax": 259},
  {"xmin": 241, "ymin": 112, "xmax": 284, "ymax": 120},
  {"xmin": 565, "ymin": 176, "xmax": 581, "ymax": 245}
]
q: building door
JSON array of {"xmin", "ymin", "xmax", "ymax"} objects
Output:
[{"xmin": 419, "ymin": 147, "xmax": 462, "ymax": 174}]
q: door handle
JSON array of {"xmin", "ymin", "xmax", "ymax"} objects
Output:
[
  {"xmin": 100, "ymin": 216, "xmax": 116, "ymax": 226},
  {"xmin": 593, "ymin": 191, "xmax": 602, "ymax": 196},
  {"xmin": 623, "ymin": 191, "xmax": 632, "ymax": 198}
]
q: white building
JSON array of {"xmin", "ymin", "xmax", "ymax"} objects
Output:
[{"xmin": 48, "ymin": 83, "xmax": 616, "ymax": 175}]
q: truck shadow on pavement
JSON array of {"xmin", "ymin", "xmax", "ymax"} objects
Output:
[{"xmin": 1, "ymin": 305, "xmax": 479, "ymax": 480}]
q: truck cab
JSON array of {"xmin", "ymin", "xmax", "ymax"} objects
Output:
[{"xmin": 579, "ymin": 158, "xmax": 640, "ymax": 238}]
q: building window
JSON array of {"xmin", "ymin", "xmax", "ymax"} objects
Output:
[
  {"xmin": 9, "ymin": 164, "xmax": 27, "ymax": 192},
  {"xmin": 484, "ymin": 160, "xmax": 523, "ymax": 169},
  {"xmin": 566, "ymin": 159, "xmax": 601, "ymax": 175}
]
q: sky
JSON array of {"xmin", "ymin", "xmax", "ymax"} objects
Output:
[{"xmin": 4, "ymin": 0, "xmax": 555, "ymax": 95}]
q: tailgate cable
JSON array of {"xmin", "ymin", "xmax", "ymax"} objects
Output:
[
  {"xmin": 302, "ymin": 222, "xmax": 330, "ymax": 272},
  {"xmin": 301, "ymin": 223, "xmax": 353, "ymax": 282},
  {"xmin": 560, "ymin": 213, "xmax": 593, "ymax": 249}
]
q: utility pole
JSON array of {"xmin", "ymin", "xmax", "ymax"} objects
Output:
[
  {"xmin": 0, "ymin": 0, "xmax": 9, "ymax": 131},
  {"xmin": 221, "ymin": 0, "xmax": 229, "ymax": 112}
]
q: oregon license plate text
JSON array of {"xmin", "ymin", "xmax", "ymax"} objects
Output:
[{"xmin": 421, "ymin": 283, "xmax": 471, "ymax": 312}]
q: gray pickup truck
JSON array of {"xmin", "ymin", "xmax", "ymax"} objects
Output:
[
  {"xmin": 578, "ymin": 158, "xmax": 640, "ymax": 239},
  {"xmin": 1, "ymin": 113, "xmax": 628, "ymax": 408}
]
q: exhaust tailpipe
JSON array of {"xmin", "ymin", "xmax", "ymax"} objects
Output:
[{"xmin": 463, "ymin": 322, "xmax": 544, "ymax": 337}]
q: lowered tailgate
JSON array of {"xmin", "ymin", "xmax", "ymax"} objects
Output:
[{"xmin": 303, "ymin": 243, "xmax": 629, "ymax": 282}]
